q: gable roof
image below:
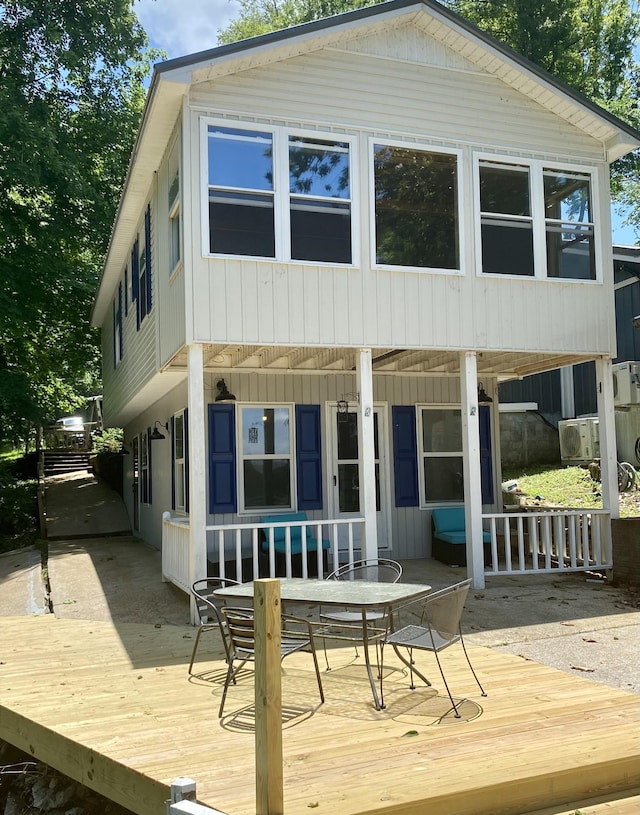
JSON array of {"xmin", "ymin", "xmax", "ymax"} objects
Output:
[{"xmin": 92, "ymin": 0, "xmax": 640, "ymax": 324}]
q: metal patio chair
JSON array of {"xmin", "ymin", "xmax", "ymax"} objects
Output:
[
  {"xmin": 379, "ymin": 578, "xmax": 487, "ymax": 717},
  {"xmin": 218, "ymin": 607, "xmax": 325, "ymax": 717},
  {"xmin": 319, "ymin": 558, "xmax": 403, "ymax": 669},
  {"xmin": 188, "ymin": 577, "xmax": 240, "ymax": 675}
]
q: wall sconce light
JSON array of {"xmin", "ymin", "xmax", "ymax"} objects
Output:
[
  {"xmin": 121, "ymin": 444, "xmax": 130, "ymax": 455},
  {"xmin": 215, "ymin": 379, "xmax": 236, "ymax": 402},
  {"xmin": 477, "ymin": 383, "xmax": 493, "ymax": 404},
  {"xmin": 150, "ymin": 421, "xmax": 168, "ymax": 441},
  {"xmin": 633, "ymin": 315, "xmax": 640, "ymax": 330},
  {"xmin": 337, "ymin": 398, "xmax": 349, "ymax": 423}
]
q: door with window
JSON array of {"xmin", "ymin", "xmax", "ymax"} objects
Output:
[
  {"xmin": 328, "ymin": 405, "xmax": 390, "ymax": 552},
  {"xmin": 132, "ymin": 435, "xmax": 140, "ymax": 532}
]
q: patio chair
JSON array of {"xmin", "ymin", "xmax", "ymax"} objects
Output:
[
  {"xmin": 379, "ymin": 578, "xmax": 486, "ymax": 717},
  {"xmin": 319, "ymin": 558, "xmax": 402, "ymax": 669},
  {"xmin": 188, "ymin": 578, "xmax": 240, "ymax": 675},
  {"xmin": 218, "ymin": 607, "xmax": 325, "ymax": 717}
]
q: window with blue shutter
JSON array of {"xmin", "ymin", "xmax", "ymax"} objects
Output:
[
  {"xmin": 144, "ymin": 204, "xmax": 152, "ymax": 315},
  {"xmin": 295, "ymin": 404, "xmax": 323, "ymax": 510},
  {"xmin": 131, "ymin": 238, "xmax": 140, "ymax": 329},
  {"xmin": 392, "ymin": 406, "xmax": 419, "ymax": 507},
  {"xmin": 208, "ymin": 403, "xmax": 237, "ymax": 514}
]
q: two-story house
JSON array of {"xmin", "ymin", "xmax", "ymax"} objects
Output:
[{"xmin": 92, "ymin": 0, "xmax": 640, "ymax": 605}]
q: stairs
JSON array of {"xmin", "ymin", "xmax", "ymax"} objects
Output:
[{"xmin": 43, "ymin": 451, "xmax": 92, "ymax": 477}]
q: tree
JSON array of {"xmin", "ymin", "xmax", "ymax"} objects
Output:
[{"xmin": 0, "ymin": 1, "xmax": 154, "ymax": 448}]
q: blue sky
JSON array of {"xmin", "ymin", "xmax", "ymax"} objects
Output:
[{"xmin": 133, "ymin": 0, "xmax": 638, "ymax": 247}]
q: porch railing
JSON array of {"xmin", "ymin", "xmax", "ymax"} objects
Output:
[
  {"xmin": 483, "ymin": 509, "xmax": 611, "ymax": 575},
  {"xmin": 161, "ymin": 513, "xmax": 365, "ymax": 590}
]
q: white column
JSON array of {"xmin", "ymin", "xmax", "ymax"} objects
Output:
[
  {"xmin": 560, "ymin": 366, "xmax": 576, "ymax": 419},
  {"xmin": 188, "ymin": 343, "xmax": 207, "ymax": 623},
  {"xmin": 596, "ymin": 356, "xmax": 619, "ymax": 520},
  {"xmin": 357, "ymin": 348, "xmax": 378, "ymax": 560},
  {"xmin": 460, "ymin": 351, "xmax": 485, "ymax": 589}
]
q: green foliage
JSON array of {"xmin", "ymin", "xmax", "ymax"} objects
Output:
[
  {"xmin": 91, "ymin": 427, "xmax": 124, "ymax": 454},
  {"xmin": 0, "ymin": 1, "xmax": 157, "ymax": 447},
  {"xmin": 0, "ymin": 454, "xmax": 38, "ymax": 550}
]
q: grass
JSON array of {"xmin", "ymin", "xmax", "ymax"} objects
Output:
[{"xmin": 502, "ymin": 463, "xmax": 640, "ymax": 518}]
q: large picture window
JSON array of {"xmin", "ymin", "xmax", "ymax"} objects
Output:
[
  {"xmin": 478, "ymin": 158, "xmax": 596, "ymax": 280},
  {"xmin": 239, "ymin": 405, "xmax": 292, "ymax": 511},
  {"xmin": 206, "ymin": 122, "xmax": 353, "ymax": 264},
  {"xmin": 373, "ymin": 143, "xmax": 459, "ymax": 270},
  {"xmin": 420, "ymin": 407, "xmax": 463, "ymax": 503}
]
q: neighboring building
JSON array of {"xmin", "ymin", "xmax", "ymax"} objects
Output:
[{"xmin": 92, "ymin": 0, "xmax": 640, "ymax": 593}]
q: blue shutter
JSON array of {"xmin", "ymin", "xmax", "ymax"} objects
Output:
[
  {"xmin": 117, "ymin": 283, "xmax": 123, "ymax": 361},
  {"xmin": 131, "ymin": 239, "xmax": 140, "ymax": 329},
  {"xmin": 144, "ymin": 204, "xmax": 152, "ymax": 315},
  {"xmin": 392, "ymin": 406, "xmax": 419, "ymax": 507},
  {"xmin": 112, "ymin": 302, "xmax": 117, "ymax": 368},
  {"xmin": 184, "ymin": 408, "xmax": 190, "ymax": 513},
  {"xmin": 295, "ymin": 404, "xmax": 323, "ymax": 510},
  {"xmin": 124, "ymin": 266, "xmax": 129, "ymax": 316},
  {"xmin": 170, "ymin": 416, "xmax": 176, "ymax": 511},
  {"xmin": 208, "ymin": 404, "xmax": 237, "ymax": 514},
  {"xmin": 479, "ymin": 405, "xmax": 494, "ymax": 504}
]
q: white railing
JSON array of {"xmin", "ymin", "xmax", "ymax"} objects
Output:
[
  {"xmin": 162, "ymin": 512, "xmax": 191, "ymax": 592},
  {"xmin": 483, "ymin": 509, "xmax": 611, "ymax": 575},
  {"xmin": 161, "ymin": 513, "xmax": 365, "ymax": 589}
]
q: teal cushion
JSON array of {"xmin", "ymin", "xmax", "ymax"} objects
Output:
[
  {"xmin": 260, "ymin": 512, "xmax": 330, "ymax": 553},
  {"xmin": 434, "ymin": 530, "xmax": 492, "ymax": 545},
  {"xmin": 432, "ymin": 507, "xmax": 465, "ymax": 533}
]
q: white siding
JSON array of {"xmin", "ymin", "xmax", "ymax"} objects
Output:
[{"xmin": 186, "ymin": 38, "xmax": 614, "ymax": 360}]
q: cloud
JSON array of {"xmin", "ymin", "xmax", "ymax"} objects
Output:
[{"xmin": 135, "ymin": 0, "xmax": 241, "ymax": 60}]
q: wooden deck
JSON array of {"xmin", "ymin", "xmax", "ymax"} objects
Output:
[{"xmin": 1, "ymin": 613, "xmax": 639, "ymax": 815}]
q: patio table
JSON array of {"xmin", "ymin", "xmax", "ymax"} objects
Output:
[{"xmin": 215, "ymin": 577, "xmax": 432, "ymax": 710}]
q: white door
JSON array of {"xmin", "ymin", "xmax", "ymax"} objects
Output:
[{"xmin": 328, "ymin": 405, "xmax": 391, "ymax": 553}]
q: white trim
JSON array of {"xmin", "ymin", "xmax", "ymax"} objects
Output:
[{"xmin": 369, "ymin": 136, "xmax": 465, "ymax": 275}]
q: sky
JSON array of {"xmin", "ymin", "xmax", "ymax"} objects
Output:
[{"xmin": 133, "ymin": 0, "xmax": 638, "ymax": 247}]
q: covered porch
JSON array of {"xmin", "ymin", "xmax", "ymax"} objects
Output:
[{"xmin": 158, "ymin": 343, "xmax": 617, "ymax": 617}]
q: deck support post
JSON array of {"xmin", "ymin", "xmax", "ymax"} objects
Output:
[
  {"xmin": 460, "ymin": 351, "xmax": 485, "ymax": 589},
  {"xmin": 255, "ymin": 579, "xmax": 284, "ymax": 815},
  {"xmin": 188, "ymin": 343, "xmax": 207, "ymax": 624},
  {"xmin": 357, "ymin": 348, "xmax": 378, "ymax": 560}
]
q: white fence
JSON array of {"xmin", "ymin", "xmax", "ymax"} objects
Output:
[
  {"xmin": 161, "ymin": 514, "xmax": 366, "ymax": 589},
  {"xmin": 483, "ymin": 509, "xmax": 611, "ymax": 575}
]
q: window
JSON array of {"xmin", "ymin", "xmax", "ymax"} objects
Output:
[
  {"xmin": 169, "ymin": 170, "xmax": 181, "ymax": 273},
  {"xmin": 479, "ymin": 162, "xmax": 533, "ymax": 276},
  {"xmin": 478, "ymin": 159, "xmax": 596, "ymax": 280},
  {"xmin": 239, "ymin": 405, "xmax": 292, "ymax": 511},
  {"xmin": 544, "ymin": 170, "xmax": 595, "ymax": 280},
  {"xmin": 173, "ymin": 411, "xmax": 186, "ymax": 512},
  {"xmin": 138, "ymin": 240, "xmax": 148, "ymax": 322},
  {"xmin": 419, "ymin": 407, "xmax": 463, "ymax": 503},
  {"xmin": 205, "ymin": 123, "xmax": 353, "ymax": 264},
  {"xmin": 373, "ymin": 143, "xmax": 459, "ymax": 270},
  {"xmin": 289, "ymin": 136, "xmax": 351, "ymax": 263}
]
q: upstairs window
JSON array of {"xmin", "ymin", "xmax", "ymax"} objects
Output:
[
  {"xmin": 373, "ymin": 143, "xmax": 460, "ymax": 271},
  {"xmin": 208, "ymin": 126, "xmax": 275, "ymax": 258},
  {"xmin": 478, "ymin": 158, "xmax": 596, "ymax": 280},
  {"xmin": 205, "ymin": 122, "xmax": 354, "ymax": 265},
  {"xmin": 113, "ymin": 282, "xmax": 123, "ymax": 367},
  {"xmin": 169, "ymin": 170, "xmax": 181, "ymax": 273},
  {"xmin": 289, "ymin": 136, "xmax": 351, "ymax": 263}
]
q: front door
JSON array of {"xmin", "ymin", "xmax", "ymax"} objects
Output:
[
  {"xmin": 328, "ymin": 405, "xmax": 391, "ymax": 552},
  {"xmin": 132, "ymin": 435, "xmax": 140, "ymax": 532}
]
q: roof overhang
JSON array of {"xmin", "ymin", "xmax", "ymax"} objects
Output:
[{"xmin": 92, "ymin": 0, "xmax": 640, "ymax": 326}]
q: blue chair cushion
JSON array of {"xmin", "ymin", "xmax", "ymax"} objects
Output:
[
  {"xmin": 432, "ymin": 507, "xmax": 465, "ymax": 534},
  {"xmin": 260, "ymin": 512, "xmax": 330, "ymax": 554},
  {"xmin": 435, "ymin": 530, "xmax": 491, "ymax": 545}
]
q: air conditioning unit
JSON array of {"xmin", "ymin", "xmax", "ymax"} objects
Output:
[
  {"xmin": 558, "ymin": 417, "xmax": 600, "ymax": 464},
  {"xmin": 612, "ymin": 361, "xmax": 640, "ymax": 406},
  {"xmin": 615, "ymin": 406, "xmax": 640, "ymax": 465}
]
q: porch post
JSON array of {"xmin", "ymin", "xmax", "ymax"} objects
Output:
[
  {"xmin": 357, "ymin": 348, "xmax": 378, "ymax": 560},
  {"xmin": 460, "ymin": 351, "xmax": 485, "ymax": 589},
  {"xmin": 188, "ymin": 343, "xmax": 207, "ymax": 624},
  {"xmin": 596, "ymin": 356, "xmax": 619, "ymax": 520}
]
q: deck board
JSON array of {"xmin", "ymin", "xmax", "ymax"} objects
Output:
[{"xmin": 1, "ymin": 614, "xmax": 639, "ymax": 815}]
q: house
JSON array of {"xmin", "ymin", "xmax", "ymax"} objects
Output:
[{"xmin": 91, "ymin": 0, "xmax": 640, "ymax": 607}]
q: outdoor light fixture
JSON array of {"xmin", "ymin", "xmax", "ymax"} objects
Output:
[
  {"xmin": 633, "ymin": 315, "xmax": 640, "ymax": 330},
  {"xmin": 477, "ymin": 383, "xmax": 493, "ymax": 404},
  {"xmin": 215, "ymin": 379, "xmax": 236, "ymax": 402},
  {"xmin": 337, "ymin": 398, "xmax": 349, "ymax": 423},
  {"xmin": 150, "ymin": 421, "xmax": 168, "ymax": 441}
]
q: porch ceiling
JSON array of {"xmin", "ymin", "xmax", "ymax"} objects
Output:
[{"xmin": 163, "ymin": 344, "xmax": 592, "ymax": 381}]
